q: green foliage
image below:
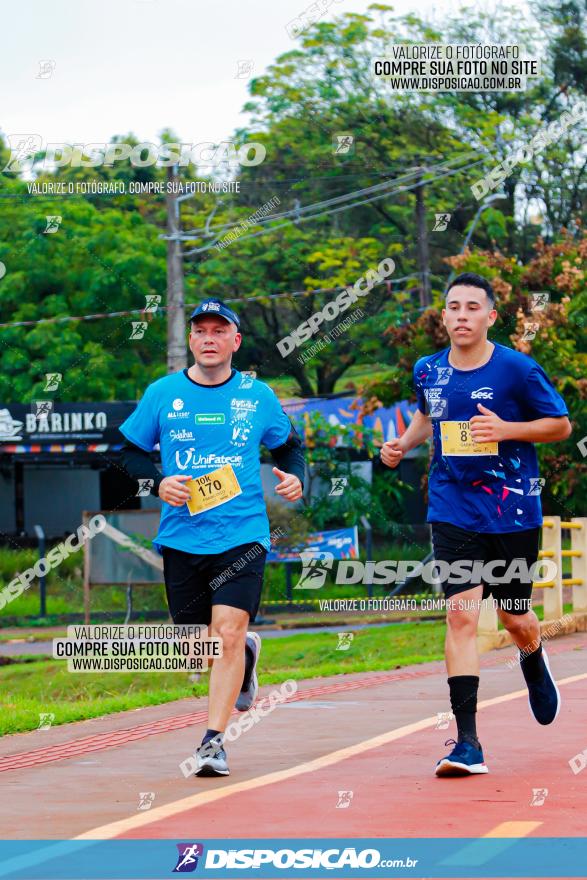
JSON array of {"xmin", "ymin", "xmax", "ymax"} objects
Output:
[
  {"xmin": 0, "ymin": 0, "xmax": 584, "ymax": 505},
  {"xmin": 0, "ymin": 177, "xmax": 167, "ymax": 402},
  {"xmin": 296, "ymin": 410, "xmax": 412, "ymax": 532}
]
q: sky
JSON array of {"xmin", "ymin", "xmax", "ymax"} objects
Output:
[{"xmin": 1, "ymin": 0, "xmax": 494, "ymax": 148}]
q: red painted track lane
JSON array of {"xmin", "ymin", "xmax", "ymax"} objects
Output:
[
  {"xmin": 2, "ymin": 632, "xmax": 585, "ymax": 847},
  {"xmin": 0, "ymin": 668, "xmax": 445, "ymax": 772},
  {"xmin": 117, "ymin": 676, "xmax": 586, "ymax": 841}
]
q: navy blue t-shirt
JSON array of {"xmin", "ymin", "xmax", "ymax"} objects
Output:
[
  {"xmin": 413, "ymin": 342, "xmax": 569, "ymax": 533},
  {"xmin": 119, "ymin": 369, "xmax": 291, "ymax": 554}
]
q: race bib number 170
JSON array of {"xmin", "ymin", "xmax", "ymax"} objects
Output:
[
  {"xmin": 185, "ymin": 464, "xmax": 242, "ymax": 516},
  {"xmin": 440, "ymin": 420, "xmax": 498, "ymax": 456}
]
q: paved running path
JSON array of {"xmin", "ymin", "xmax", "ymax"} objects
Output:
[{"xmin": 1, "ymin": 632, "xmax": 585, "ymax": 846}]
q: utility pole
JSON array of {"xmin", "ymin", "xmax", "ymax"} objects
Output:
[
  {"xmin": 165, "ymin": 164, "xmax": 187, "ymax": 374},
  {"xmin": 415, "ymin": 167, "xmax": 431, "ymax": 308}
]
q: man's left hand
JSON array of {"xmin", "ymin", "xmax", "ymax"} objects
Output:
[
  {"xmin": 273, "ymin": 467, "xmax": 303, "ymax": 502},
  {"xmin": 470, "ymin": 403, "xmax": 511, "ymax": 443}
]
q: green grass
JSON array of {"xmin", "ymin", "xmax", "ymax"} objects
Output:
[{"xmin": 0, "ymin": 620, "xmax": 445, "ymax": 735}]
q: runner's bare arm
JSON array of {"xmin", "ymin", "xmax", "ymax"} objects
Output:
[{"xmin": 381, "ymin": 409, "xmax": 432, "ymax": 468}]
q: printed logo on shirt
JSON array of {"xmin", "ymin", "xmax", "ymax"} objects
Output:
[
  {"xmin": 424, "ymin": 388, "xmax": 444, "ymax": 402},
  {"xmin": 175, "ymin": 449, "xmax": 242, "ymax": 470},
  {"xmin": 169, "ymin": 428, "xmax": 195, "ymax": 442},
  {"xmin": 471, "ymin": 387, "xmax": 494, "ymax": 399},
  {"xmin": 230, "ymin": 419, "xmax": 253, "ymax": 448},
  {"xmin": 172, "ymin": 398, "xmax": 184, "ymax": 410},
  {"xmin": 230, "ymin": 398, "xmax": 259, "ymax": 413},
  {"xmin": 194, "ymin": 413, "xmax": 225, "ymax": 425},
  {"xmin": 167, "ymin": 410, "xmax": 190, "ymax": 419}
]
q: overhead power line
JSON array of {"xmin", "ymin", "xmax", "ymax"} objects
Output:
[
  {"xmin": 179, "ymin": 156, "xmax": 485, "ymax": 255},
  {"xmin": 175, "ymin": 153, "xmax": 479, "ymax": 243},
  {"xmin": 0, "ymin": 273, "xmax": 447, "ymax": 329}
]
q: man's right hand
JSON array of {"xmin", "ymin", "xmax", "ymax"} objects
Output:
[
  {"xmin": 158, "ymin": 475, "xmax": 192, "ymax": 506},
  {"xmin": 380, "ymin": 439, "xmax": 405, "ymax": 469}
]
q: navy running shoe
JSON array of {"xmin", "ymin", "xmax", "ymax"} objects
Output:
[
  {"xmin": 523, "ymin": 647, "xmax": 561, "ymax": 725},
  {"xmin": 435, "ymin": 738, "xmax": 489, "ymax": 777}
]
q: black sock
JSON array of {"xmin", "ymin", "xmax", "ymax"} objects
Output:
[
  {"xmin": 201, "ymin": 728, "xmax": 223, "ymax": 746},
  {"xmin": 241, "ymin": 643, "xmax": 254, "ymax": 691},
  {"xmin": 520, "ymin": 641, "xmax": 543, "ymax": 682},
  {"xmin": 448, "ymin": 675, "xmax": 480, "ymax": 746}
]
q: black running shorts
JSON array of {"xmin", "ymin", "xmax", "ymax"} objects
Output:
[
  {"xmin": 430, "ymin": 521, "xmax": 540, "ymax": 614},
  {"xmin": 161, "ymin": 541, "xmax": 267, "ymax": 625}
]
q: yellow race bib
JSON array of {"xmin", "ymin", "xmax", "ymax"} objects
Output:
[
  {"xmin": 440, "ymin": 421, "xmax": 498, "ymax": 456},
  {"xmin": 185, "ymin": 464, "xmax": 242, "ymax": 516}
]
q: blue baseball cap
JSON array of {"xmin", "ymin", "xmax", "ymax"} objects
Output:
[{"xmin": 189, "ymin": 299, "xmax": 240, "ymax": 328}]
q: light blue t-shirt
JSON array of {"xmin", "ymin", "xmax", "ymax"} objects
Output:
[
  {"xmin": 119, "ymin": 369, "xmax": 291, "ymax": 554},
  {"xmin": 413, "ymin": 342, "xmax": 569, "ymax": 533}
]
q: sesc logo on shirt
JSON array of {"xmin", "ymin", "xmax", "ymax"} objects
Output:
[{"xmin": 471, "ymin": 387, "xmax": 493, "ymax": 399}]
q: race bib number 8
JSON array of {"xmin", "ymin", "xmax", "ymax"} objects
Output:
[
  {"xmin": 440, "ymin": 421, "xmax": 498, "ymax": 456},
  {"xmin": 186, "ymin": 464, "xmax": 242, "ymax": 516}
]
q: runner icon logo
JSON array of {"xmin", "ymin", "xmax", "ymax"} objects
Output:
[
  {"xmin": 429, "ymin": 399, "xmax": 448, "ymax": 419},
  {"xmin": 295, "ymin": 551, "xmax": 334, "ymax": 589},
  {"xmin": 336, "ymin": 632, "xmax": 354, "ymax": 650},
  {"xmin": 528, "ymin": 477, "xmax": 545, "ymax": 496},
  {"xmin": 38, "ymin": 712, "xmax": 55, "ymax": 730},
  {"xmin": 530, "ymin": 788, "xmax": 549, "ymax": 807},
  {"xmin": 336, "ymin": 790, "xmax": 354, "ymax": 808},
  {"xmin": 173, "ymin": 843, "xmax": 204, "ymax": 873},
  {"xmin": 435, "ymin": 366, "xmax": 453, "ymax": 385},
  {"xmin": 137, "ymin": 792, "xmax": 155, "ymax": 811},
  {"xmin": 569, "ymin": 747, "xmax": 587, "ymax": 775},
  {"xmin": 435, "ymin": 711, "xmax": 454, "ymax": 730}
]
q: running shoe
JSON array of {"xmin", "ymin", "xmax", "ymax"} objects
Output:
[
  {"xmin": 235, "ymin": 631, "xmax": 261, "ymax": 712},
  {"xmin": 435, "ymin": 738, "xmax": 489, "ymax": 777},
  {"xmin": 195, "ymin": 735, "xmax": 229, "ymax": 777},
  {"xmin": 522, "ymin": 647, "xmax": 561, "ymax": 725}
]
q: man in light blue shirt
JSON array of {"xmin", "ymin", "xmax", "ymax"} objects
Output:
[{"xmin": 120, "ymin": 299, "xmax": 305, "ymax": 776}]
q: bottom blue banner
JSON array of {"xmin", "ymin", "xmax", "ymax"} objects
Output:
[{"xmin": 0, "ymin": 837, "xmax": 585, "ymax": 879}]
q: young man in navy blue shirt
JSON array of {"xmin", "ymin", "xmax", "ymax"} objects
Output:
[
  {"xmin": 119, "ymin": 299, "xmax": 305, "ymax": 777},
  {"xmin": 381, "ymin": 273, "xmax": 571, "ymax": 776}
]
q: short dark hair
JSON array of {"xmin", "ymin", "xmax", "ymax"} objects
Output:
[{"xmin": 446, "ymin": 272, "xmax": 495, "ymax": 306}]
